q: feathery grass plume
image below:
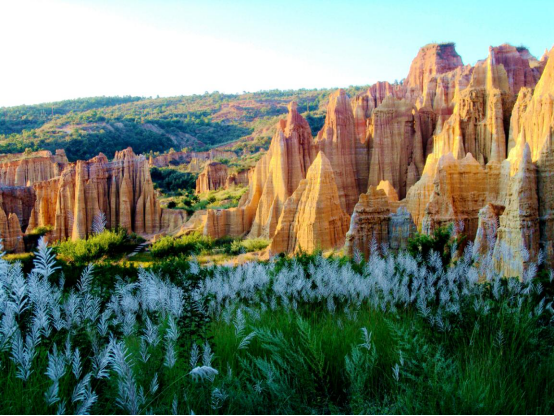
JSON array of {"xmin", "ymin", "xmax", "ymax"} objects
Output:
[
  {"xmin": 11, "ymin": 330, "xmax": 37, "ymax": 381},
  {"xmin": 110, "ymin": 339, "xmax": 143, "ymax": 414},
  {"xmin": 91, "ymin": 211, "xmax": 107, "ymax": 235},
  {"xmin": 46, "ymin": 344, "xmax": 66, "ymax": 382},
  {"xmin": 77, "ymin": 264, "xmax": 94, "ymax": 293},
  {"xmin": 33, "ymin": 237, "xmax": 60, "ymax": 279},
  {"xmin": 189, "ymin": 366, "xmax": 219, "ymax": 382},
  {"xmin": 164, "ymin": 340, "xmax": 177, "ymax": 369}
]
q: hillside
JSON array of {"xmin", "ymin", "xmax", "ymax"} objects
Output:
[{"xmin": 0, "ymin": 87, "xmax": 369, "ymax": 161}]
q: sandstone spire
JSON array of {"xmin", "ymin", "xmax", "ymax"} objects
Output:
[
  {"xmin": 270, "ymin": 152, "xmax": 350, "ymax": 254},
  {"xmin": 367, "ymin": 96, "xmax": 426, "ymax": 199},
  {"xmin": 344, "ymin": 186, "xmax": 391, "ymax": 259},
  {"xmin": 405, "ymin": 43, "xmax": 463, "ymax": 95},
  {"xmin": 196, "ymin": 162, "xmax": 229, "ymax": 194},
  {"xmin": 315, "ymin": 89, "xmax": 361, "ymax": 213},
  {"xmin": 247, "ymin": 101, "xmax": 316, "ymax": 238},
  {"xmin": 493, "ymin": 143, "xmax": 539, "ymax": 277}
]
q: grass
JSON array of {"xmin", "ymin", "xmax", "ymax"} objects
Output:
[
  {"xmin": 202, "ymin": 185, "xmax": 248, "ymax": 210},
  {"xmin": 2, "ymin": 237, "xmax": 554, "ymax": 414}
]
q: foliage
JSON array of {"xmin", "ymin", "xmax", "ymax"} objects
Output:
[
  {"xmin": 150, "ymin": 167, "xmax": 197, "ymax": 195},
  {"xmin": 54, "ymin": 228, "xmax": 134, "ymax": 264},
  {"xmin": 26, "ymin": 225, "xmax": 54, "ymax": 237},
  {"xmin": 1, "ymin": 233, "xmax": 554, "ymax": 414},
  {"xmin": 407, "ymin": 224, "xmax": 465, "ymax": 269},
  {"xmin": 0, "ymin": 86, "xmax": 373, "ymax": 161},
  {"xmin": 230, "ymin": 238, "xmax": 270, "ymax": 254},
  {"xmin": 150, "ymin": 233, "xmax": 213, "ymax": 258}
]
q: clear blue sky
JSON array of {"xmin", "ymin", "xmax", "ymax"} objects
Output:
[{"xmin": 0, "ymin": 0, "xmax": 552, "ymax": 107}]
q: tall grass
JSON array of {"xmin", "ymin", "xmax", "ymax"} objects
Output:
[{"xmin": 0, "ymin": 236, "xmax": 554, "ymax": 414}]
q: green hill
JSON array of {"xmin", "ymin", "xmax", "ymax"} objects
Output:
[{"xmin": 0, "ymin": 87, "xmax": 367, "ymax": 161}]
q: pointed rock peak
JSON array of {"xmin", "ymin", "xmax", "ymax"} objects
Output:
[
  {"xmin": 534, "ymin": 46, "xmax": 554, "ymax": 97},
  {"xmin": 366, "ymin": 185, "xmax": 387, "ymax": 198},
  {"xmin": 462, "ymin": 152, "xmax": 479, "ymax": 164},
  {"xmin": 520, "ymin": 142, "xmax": 533, "ymax": 168},
  {"xmin": 540, "ymin": 48, "xmax": 551, "ymax": 62},
  {"xmin": 114, "ymin": 147, "xmax": 138, "ymax": 161},
  {"xmin": 285, "ymin": 100, "xmax": 310, "ymax": 134},
  {"xmin": 439, "ymin": 152, "xmax": 457, "ymax": 167},
  {"xmin": 406, "ymin": 42, "xmax": 463, "ymax": 90},
  {"xmin": 309, "ymin": 152, "xmax": 333, "ymax": 177},
  {"xmin": 90, "ymin": 153, "xmax": 109, "ymax": 164},
  {"xmin": 377, "ymin": 180, "xmax": 399, "ymax": 202}
]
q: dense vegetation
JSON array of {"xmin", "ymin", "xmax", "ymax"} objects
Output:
[
  {"xmin": 0, "ymin": 86, "xmax": 368, "ymax": 161},
  {"xmin": 150, "ymin": 167, "xmax": 197, "ymax": 195},
  {"xmin": 149, "ymin": 233, "xmax": 270, "ymax": 258},
  {"xmin": 1, "ymin": 228, "xmax": 554, "ymax": 414},
  {"xmin": 54, "ymin": 229, "xmax": 144, "ymax": 264}
]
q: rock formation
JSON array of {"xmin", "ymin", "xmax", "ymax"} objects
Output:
[
  {"xmin": 473, "ymin": 203, "xmax": 504, "ymax": 257},
  {"xmin": 270, "ymin": 152, "xmax": 350, "ymax": 254},
  {"xmin": 0, "ymin": 147, "xmax": 186, "ymax": 246},
  {"xmin": 492, "ymin": 144, "xmax": 539, "ymax": 277},
  {"xmin": 196, "ymin": 162, "xmax": 229, "ymax": 194},
  {"xmin": 344, "ymin": 186, "xmax": 391, "ymax": 258},
  {"xmin": 421, "ymin": 153, "xmax": 493, "ymax": 241},
  {"xmin": 225, "ymin": 168, "xmax": 252, "ymax": 188},
  {"xmin": 195, "ymin": 163, "xmax": 252, "ymax": 194},
  {"xmin": 506, "ymin": 47, "xmax": 554, "ymax": 263},
  {"xmin": 2, "ymin": 41, "xmax": 551, "ymax": 276},
  {"xmin": 196, "ymin": 42, "xmax": 552, "ymax": 273},
  {"xmin": 0, "ymin": 186, "xmax": 35, "ymax": 252},
  {"xmin": 0, "ymin": 150, "xmax": 68, "ymax": 187},
  {"xmin": 367, "ymin": 96, "xmax": 426, "ymax": 198},
  {"xmin": 315, "ymin": 90, "xmax": 361, "ymax": 213},
  {"xmin": 405, "ymin": 43, "xmax": 464, "ymax": 98},
  {"xmin": 0, "ymin": 211, "xmax": 24, "ymax": 253}
]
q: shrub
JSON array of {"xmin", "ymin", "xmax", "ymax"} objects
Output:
[
  {"xmin": 55, "ymin": 228, "xmax": 130, "ymax": 263},
  {"xmin": 27, "ymin": 225, "xmax": 54, "ymax": 236},
  {"xmin": 150, "ymin": 233, "xmax": 213, "ymax": 258},
  {"xmin": 230, "ymin": 237, "xmax": 270, "ymax": 254},
  {"xmin": 407, "ymin": 224, "xmax": 465, "ymax": 269}
]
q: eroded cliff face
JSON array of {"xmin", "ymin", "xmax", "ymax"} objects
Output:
[
  {"xmin": 492, "ymin": 144, "xmax": 539, "ymax": 277},
  {"xmin": 202, "ymin": 102, "xmax": 317, "ymax": 240},
  {"xmin": 196, "ymin": 42, "xmax": 553, "ymax": 274},
  {"xmin": 344, "ymin": 187, "xmax": 391, "ymax": 258},
  {"xmin": 315, "ymin": 90, "xmax": 361, "ymax": 214},
  {"xmin": 269, "ymin": 152, "xmax": 350, "ymax": 254},
  {"xmin": 195, "ymin": 162, "xmax": 229, "ymax": 194},
  {"xmin": 226, "ymin": 168, "xmax": 252, "ymax": 189},
  {"xmin": 405, "ymin": 43, "xmax": 464, "ymax": 98},
  {"xmin": 0, "ymin": 147, "xmax": 186, "ymax": 248},
  {"xmin": 0, "ymin": 186, "xmax": 35, "ymax": 252},
  {"xmin": 0, "ymin": 150, "xmax": 68, "ymax": 187},
  {"xmin": 367, "ymin": 96, "xmax": 426, "ymax": 199}
]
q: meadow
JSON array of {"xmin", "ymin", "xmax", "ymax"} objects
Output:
[{"xmin": 1, "ymin": 233, "xmax": 554, "ymax": 414}]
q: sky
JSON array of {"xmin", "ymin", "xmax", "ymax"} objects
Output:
[{"xmin": 0, "ymin": 0, "xmax": 552, "ymax": 107}]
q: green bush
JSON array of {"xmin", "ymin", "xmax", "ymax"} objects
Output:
[
  {"xmin": 27, "ymin": 225, "xmax": 54, "ymax": 236},
  {"xmin": 150, "ymin": 232, "xmax": 213, "ymax": 258},
  {"xmin": 230, "ymin": 237, "xmax": 270, "ymax": 254},
  {"xmin": 407, "ymin": 224, "xmax": 465, "ymax": 269},
  {"xmin": 55, "ymin": 228, "xmax": 130, "ymax": 263}
]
